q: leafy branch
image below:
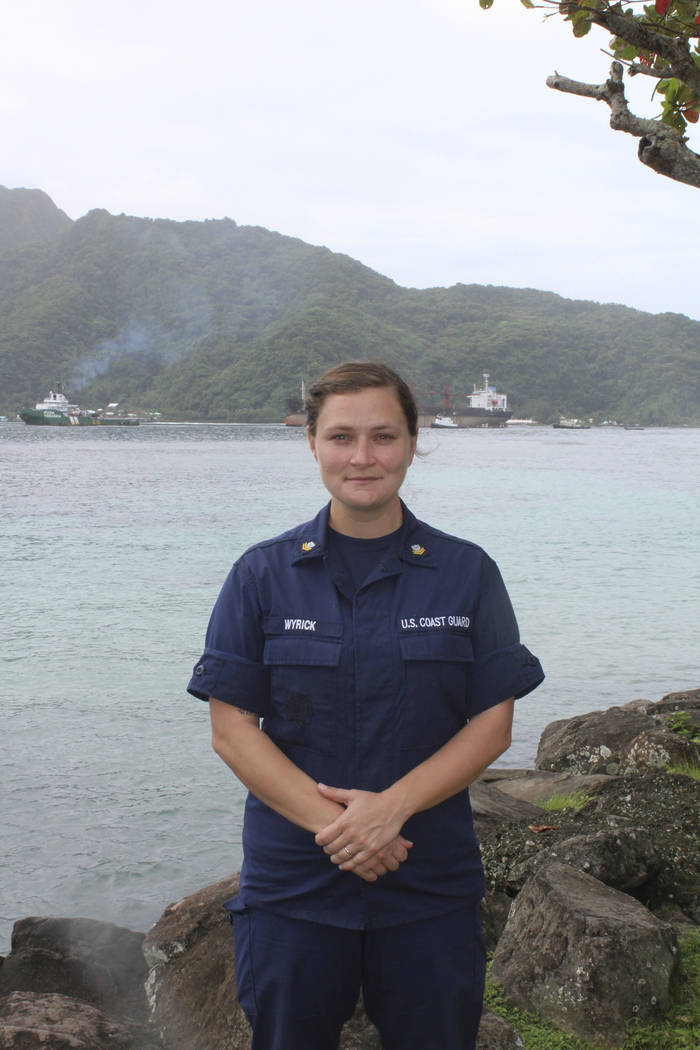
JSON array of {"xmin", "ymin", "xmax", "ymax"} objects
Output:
[{"xmin": 479, "ymin": 0, "xmax": 700, "ymax": 187}]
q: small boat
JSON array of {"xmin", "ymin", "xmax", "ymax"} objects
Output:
[
  {"xmin": 553, "ymin": 419, "xmax": 591, "ymax": 430},
  {"xmin": 431, "ymin": 414, "xmax": 459, "ymax": 429},
  {"xmin": 19, "ymin": 388, "xmax": 139, "ymax": 426}
]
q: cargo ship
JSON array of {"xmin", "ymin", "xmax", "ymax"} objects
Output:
[{"xmin": 428, "ymin": 374, "xmax": 512, "ymax": 429}]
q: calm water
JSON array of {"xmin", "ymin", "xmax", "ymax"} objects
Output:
[{"xmin": 1, "ymin": 421, "xmax": 698, "ymax": 952}]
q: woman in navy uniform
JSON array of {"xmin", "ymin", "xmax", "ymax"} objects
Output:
[{"xmin": 188, "ymin": 361, "xmax": 543, "ymax": 1050}]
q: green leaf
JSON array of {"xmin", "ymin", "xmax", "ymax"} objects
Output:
[
  {"xmin": 478, "ymin": 0, "xmax": 494, "ymax": 8},
  {"xmin": 520, "ymin": 0, "xmax": 535, "ymax": 8},
  {"xmin": 616, "ymin": 45, "xmax": 640, "ymax": 61}
]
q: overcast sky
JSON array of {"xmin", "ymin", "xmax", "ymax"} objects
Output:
[{"xmin": 3, "ymin": 0, "xmax": 698, "ymax": 320}]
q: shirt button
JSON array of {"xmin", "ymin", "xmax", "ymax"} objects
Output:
[{"xmin": 195, "ymin": 664, "xmax": 205, "ymax": 676}]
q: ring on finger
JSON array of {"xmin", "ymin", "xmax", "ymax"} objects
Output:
[{"xmin": 343, "ymin": 846, "xmax": 353, "ymax": 858}]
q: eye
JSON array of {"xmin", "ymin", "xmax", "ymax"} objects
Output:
[
  {"xmin": 330, "ymin": 433, "xmax": 349, "ymax": 441},
  {"xmin": 375, "ymin": 432, "xmax": 395, "ymax": 442}
]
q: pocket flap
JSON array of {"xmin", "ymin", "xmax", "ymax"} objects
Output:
[
  {"xmin": 399, "ymin": 632, "xmax": 474, "ymax": 663},
  {"xmin": 263, "ymin": 636, "xmax": 342, "ymax": 667}
]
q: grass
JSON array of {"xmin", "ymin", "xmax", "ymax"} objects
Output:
[
  {"xmin": 668, "ymin": 761, "xmax": 700, "ymax": 781},
  {"xmin": 535, "ymin": 791, "xmax": 592, "ymax": 812},
  {"xmin": 485, "ymin": 930, "xmax": 700, "ymax": 1050},
  {"xmin": 667, "ymin": 711, "xmax": 700, "ymax": 744}
]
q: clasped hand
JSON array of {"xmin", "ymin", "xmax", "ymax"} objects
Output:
[{"xmin": 314, "ymin": 784, "xmax": 412, "ymax": 883}]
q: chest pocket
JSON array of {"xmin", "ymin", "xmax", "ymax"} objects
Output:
[
  {"xmin": 399, "ymin": 631, "xmax": 473, "ymax": 752},
  {"xmin": 262, "ymin": 619, "xmax": 342, "ymax": 754}
]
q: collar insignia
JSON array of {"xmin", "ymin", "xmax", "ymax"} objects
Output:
[
  {"xmin": 301, "ymin": 540, "xmax": 317, "ymax": 552},
  {"xmin": 410, "ymin": 544, "xmax": 426, "ymax": 556}
]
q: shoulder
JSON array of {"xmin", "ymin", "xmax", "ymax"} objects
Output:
[
  {"xmin": 234, "ymin": 514, "xmax": 320, "ymax": 571},
  {"xmin": 408, "ymin": 512, "xmax": 495, "ymax": 565}
]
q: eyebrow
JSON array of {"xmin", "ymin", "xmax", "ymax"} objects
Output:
[{"xmin": 323, "ymin": 422, "xmax": 400, "ymax": 431}]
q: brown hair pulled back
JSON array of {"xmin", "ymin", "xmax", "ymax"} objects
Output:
[{"xmin": 305, "ymin": 362, "xmax": 418, "ymax": 437}]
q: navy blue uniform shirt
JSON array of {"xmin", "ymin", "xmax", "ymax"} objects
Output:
[{"xmin": 188, "ymin": 502, "xmax": 544, "ymax": 929}]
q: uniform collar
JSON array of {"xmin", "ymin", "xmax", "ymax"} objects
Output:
[
  {"xmin": 396, "ymin": 503, "xmax": 437, "ymax": 569},
  {"xmin": 289, "ymin": 504, "xmax": 331, "ymax": 565},
  {"xmin": 290, "ymin": 502, "xmax": 436, "ymax": 569}
]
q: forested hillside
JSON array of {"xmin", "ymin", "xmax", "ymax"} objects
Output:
[{"xmin": 1, "ymin": 187, "xmax": 698, "ymax": 424}]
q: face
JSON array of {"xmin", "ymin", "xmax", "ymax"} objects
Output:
[{"xmin": 308, "ymin": 386, "xmax": 417, "ymax": 536}]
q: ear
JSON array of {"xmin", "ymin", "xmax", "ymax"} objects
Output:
[
  {"xmin": 307, "ymin": 429, "xmax": 317, "ymax": 460},
  {"xmin": 408, "ymin": 433, "xmax": 418, "ymax": 465}
]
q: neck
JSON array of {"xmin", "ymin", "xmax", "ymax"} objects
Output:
[{"xmin": 328, "ymin": 498, "xmax": 403, "ymax": 538}]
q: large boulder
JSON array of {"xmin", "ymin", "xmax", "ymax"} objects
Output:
[
  {"xmin": 0, "ymin": 917, "xmax": 155, "ymax": 1048},
  {"xmin": 491, "ymin": 861, "xmax": 679, "ymax": 1047},
  {"xmin": 0, "ymin": 991, "xmax": 135, "ymax": 1050},
  {"xmin": 506, "ymin": 827, "xmax": 660, "ymax": 895},
  {"xmin": 535, "ymin": 706, "xmax": 650, "ymax": 774},
  {"xmin": 0, "ymin": 917, "xmax": 148, "ymax": 1017},
  {"xmin": 143, "ymin": 874, "xmax": 249, "ymax": 1050},
  {"xmin": 619, "ymin": 726, "xmax": 700, "ymax": 774}
]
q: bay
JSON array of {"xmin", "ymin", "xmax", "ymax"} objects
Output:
[{"xmin": 1, "ymin": 421, "xmax": 698, "ymax": 953}]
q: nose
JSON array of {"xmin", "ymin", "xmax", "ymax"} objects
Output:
[{"xmin": 350, "ymin": 435, "xmax": 374, "ymax": 465}]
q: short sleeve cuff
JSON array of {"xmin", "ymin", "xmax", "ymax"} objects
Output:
[
  {"xmin": 186, "ymin": 648, "xmax": 270, "ymax": 715},
  {"xmin": 468, "ymin": 644, "xmax": 544, "ymax": 717}
]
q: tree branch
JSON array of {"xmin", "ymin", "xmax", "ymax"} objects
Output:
[
  {"xmin": 547, "ymin": 61, "xmax": 700, "ymax": 188},
  {"xmin": 559, "ymin": 2, "xmax": 700, "ymax": 95}
]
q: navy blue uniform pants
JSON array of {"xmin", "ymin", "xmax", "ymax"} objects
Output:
[{"xmin": 231, "ymin": 903, "xmax": 485, "ymax": 1050}]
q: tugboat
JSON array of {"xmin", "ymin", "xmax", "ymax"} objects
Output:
[
  {"xmin": 19, "ymin": 388, "xmax": 139, "ymax": 426},
  {"xmin": 430, "ymin": 385, "xmax": 459, "ymax": 428}
]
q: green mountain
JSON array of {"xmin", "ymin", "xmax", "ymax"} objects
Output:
[
  {"xmin": 0, "ymin": 186, "xmax": 72, "ymax": 252},
  {"xmin": 1, "ymin": 186, "xmax": 698, "ymax": 424}
]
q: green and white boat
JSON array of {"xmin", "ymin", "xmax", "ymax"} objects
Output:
[{"xmin": 19, "ymin": 389, "xmax": 139, "ymax": 426}]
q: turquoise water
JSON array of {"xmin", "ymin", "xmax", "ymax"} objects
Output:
[{"xmin": 1, "ymin": 422, "xmax": 698, "ymax": 952}]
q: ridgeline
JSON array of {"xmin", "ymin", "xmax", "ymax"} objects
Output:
[{"xmin": 1, "ymin": 186, "xmax": 698, "ymax": 424}]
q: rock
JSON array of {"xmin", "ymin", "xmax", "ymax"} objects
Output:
[
  {"xmin": 469, "ymin": 782, "xmax": 547, "ymax": 842},
  {"xmin": 0, "ymin": 917, "xmax": 147, "ymax": 1011},
  {"xmin": 535, "ymin": 706, "xmax": 653, "ymax": 774},
  {"xmin": 656, "ymin": 687, "xmax": 700, "ymax": 712},
  {"xmin": 484, "ymin": 769, "xmax": 612, "ymax": 805},
  {"xmin": 584, "ymin": 772, "xmax": 700, "ymax": 922},
  {"xmin": 506, "ymin": 827, "xmax": 660, "ymax": 895},
  {"xmin": 491, "ymin": 861, "xmax": 679, "ymax": 1047},
  {"xmin": 476, "ymin": 1009, "xmax": 525, "ymax": 1049},
  {"xmin": 622, "ymin": 698, "xmax": 654, "ymax": 713},
  {"xmin": 0, "ymin": 991, "xmax": 136, "ymax": 1049},
  {"xmin": 482, "ymin": 770, "xmax": 699, "ymax": 924},
  {"xmin": 481, "ymin": 892, "xmax": 512, "ymax": 953},
  {"xmin": 0, "ymin": 917, "xmax": 154, "ymax": 1047},
  {"xmin": 619, "ymin": 727, "xmax": 700, "ymax": 774},
  {"xmin": 143, "ymin": 874, "xmax": 249, "ymax": 1050}
]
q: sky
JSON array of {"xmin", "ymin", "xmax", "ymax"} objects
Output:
[{"xmin": 3, "ymin": 0, "xmax": 699, "ymax": 321}]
